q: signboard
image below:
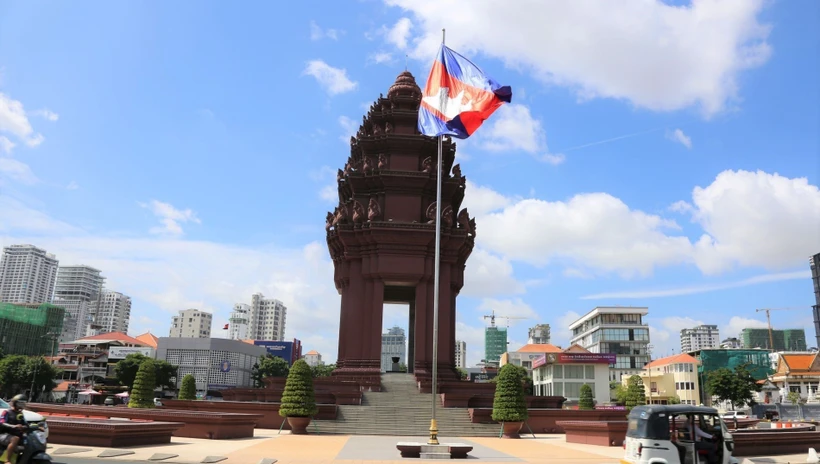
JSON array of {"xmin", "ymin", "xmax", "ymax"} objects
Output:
[
  {"xmin": 219, "ymin": 360, "xmax": 231, "ymax": 373},
  {"xmin": 469, "ymin": 372, "xmax": 498, "ymax": 383},
  {"xmin": 595, "ymin": 405, "xmax": 627, "ymax": 411},
  {"xmin": 254, "ymin": 341, "xmax": 296, "ymax": 365},
  {"xmin": 558, "ymin": 353, "xmax": 616, "ymax": 364},
  {"xmin": 532, "ymin": 354, "xmax": 548, "ymax": 369},
  {"xmin": 108, "ymin": 346, "xmax": 154, "ymax": 360}
]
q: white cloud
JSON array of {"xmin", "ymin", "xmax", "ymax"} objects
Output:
[
  {"xmin": 455, "ymin": 321, "xmax": 488, "ymax": 367},
  {"xmin": 0, "ymin": 196, "xmax": 79, "ymax": 235},
  {"xmin": 368, "ymin": 52, "xmax": 394, "ymax": 65},
  {"xmin": 337, "ymin": 115, "xmax": 358, "ymax": 144},
  {"xmin": 386, "ymin": 0, "xmax": 772, "ymax": 117},
  {"xmin": 302, "ymin": 61, "xmax": 358, "ymax": 95},
  {"xmin": 581, "ymin": 270, "xmax": 810, "ymax": 300},
  {"xmin": 385, "ymin": 17, "xmax": 413, "ymax": 50},
  {"xmin": 667, "ymin": 128, "xmax": 692, "ymax": 149},
  {"xmin": 309, "ymin": 21, "xmax": 340, "ymax": 41},
  {"xmin": 479, "ymin": 104, "xmax": 565, "ymax": 165},
  {"xmin": 689, "ymin": 170, "xmax": 820, "ymax": 274},
  {"xmin": 462, "ymin": 248, "xmax": 525, "ymax": 298},
  {"xmin": 476, "ymin": 298, "xmax": 538, "ymax": 330},
  {"xmin": 66, "ymin": 181, "xmax": 79, "ymax": 190},
  {"xmin": 310, "ymin": 165, "xmax": 338, "ymax": 204},
  {"xmin": 31, "ymin": 109, "xmax": 59, "ymax": 122},
  {"xmin": 460, "ymin": 180, "xmax": 512, "ymax": 216},
  {"xmin": 0, "ymin": 92, "xmax": 45, "ymax": 148},
  {"xmin": 0, "ymin": 157, "xmax": 38, "ymax": 185},
  {"xmin": 469, "ymin": 169, "xmax": 820, "ymax": 278},
  {"xmin": 0, "ymin": 136, "xmax": 15, "ymax": 154},
  {"xmin": 722, "ymin": 316, "xmax": 768, "ymax": 340},
  {"xmin": 552, "ymin": 310, "xmax": 581, "ymax": 348},
  {"xmin": 139, "ymin": 200, "xmax": 201, "ymax": 236}
]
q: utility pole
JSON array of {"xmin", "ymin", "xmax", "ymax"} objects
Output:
[{"xmin": 646, "ymin": 344, "xmax": 654, "ymax": 405}]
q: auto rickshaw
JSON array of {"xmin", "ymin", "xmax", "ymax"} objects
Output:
[{"xmin": 621, "ymin": 405, "xmax": 739, "ymax": 464}]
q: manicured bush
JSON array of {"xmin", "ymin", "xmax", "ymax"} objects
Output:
[
  {"xmin": 128, "ymin": 359, "xmax": 156, "ymax": 408},
  {"xmin": 279, "ymin": 359, "xmax": 318, "ymax": 417},
  {"xmin": 625, "ymin": 375, "xmax": 646, "ymax": 411},
  {"xmin": 578, "ymin": 384, "xmax": 594, "ymax": 410},
  {"xmin": 178, "ymin": 374, "xmax": 197, "ymax": 400},
  {"xmin": 491, "ymin": 363, "xmax": 528, "ymax": 422}
]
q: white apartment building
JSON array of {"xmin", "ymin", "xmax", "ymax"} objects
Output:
[
  {"xmin": 570, "ymin": 306, "xmax": 651, "ymax": 382},
  {"xmin": 381, "ymin": 326, "xmax": 406, "ymax": 372},
  {"xmin": 170, "ymin": 309, "xmax": 213, "ymax": 338},
  {"xmin": 455, "ymin": 340, "xmax": 467, "ymax": 368},
  {"xmin": 680, "ymin": 324, "xmax": 720, "ymax": 353},
  {"xmin": 95, "ymin": 291, "xmax": 131, "ymax": 334},
  {"xmin": 0, "ymin": 245, "xmax": 59, "ymax": 305},
  {"xmin": 53, "ymin": 265, "xmax": 105, "ymax": 342},
  {"xmin": 304, "ymin": 350, "xmax": 322, "ymax": 367},
  {"xmin": 228, "ymin": 303, "xmax": 250, "ymax": 340},
  {"xmin": 248, "ymin": 293, "xmax": 286, "ymax": 341},
  {"xmin": 528, "ymin": 324, "xmax": 551, "ymax": 344}
]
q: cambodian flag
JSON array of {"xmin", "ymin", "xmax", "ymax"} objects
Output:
[{"xmin": 418, "ymin": 44, "xmax": 512, "ymax": 139}]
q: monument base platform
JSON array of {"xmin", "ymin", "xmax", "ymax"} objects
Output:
[{"xmin": 396, "ymin": 442, "xmax": 472, "ymax": 459}]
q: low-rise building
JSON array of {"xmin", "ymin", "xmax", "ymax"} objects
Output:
[
  {"xmin": 633, "ymin": 353, "xmax": 701, "ymax": 405},
  {"xmin": 691, "ymin": 348, "xmax": 773, "ymax": 406},
  {"xmin": 304, "ymin": 350, "xmax": 322, "ymax": 367},
  {"xmin": 157, "ymin": 337, "xmax": 266, "ymax": 395},
  {"xmin": 769, "ymin": 352, "xmax": 820, "ymax": 403},
  {"xmin": 501, "ymin": 343, "xmax": 564, "ymax": 376},
  {"xmin": 530, "ymin": 345, "xmax": 613, "ymax": 404}
]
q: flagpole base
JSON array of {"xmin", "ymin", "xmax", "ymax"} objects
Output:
[{"xmin": 428, "ymin": 419, "xmax": 439, "ymax": 445}]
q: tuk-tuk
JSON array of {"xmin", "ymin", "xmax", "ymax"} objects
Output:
[{"xmin": 621, "ymin": 405, "xmax": 739, "ymax": 464}]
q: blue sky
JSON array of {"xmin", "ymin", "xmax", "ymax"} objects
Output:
[{"xmin": 1, "ymin": 1, "xmax": 818, "ymax": 366}]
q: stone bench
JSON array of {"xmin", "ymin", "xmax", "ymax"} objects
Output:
[
  {"xmin": 161, "ymin": 400, "xmax": 337, "ymax": 429},
  {"xmin": 556, "ymin": 420, "xmax": 628, "ymax": 446},
  {"xmin": 468, "ymin": 408, "xmax": 628, "ymax": 433},
  {"xmin": 29, "ymin": 403, "xmax": 261, "ymax": 439},
  {"xmin": 45, "ymin": 417, "xmax": 183, "ymax": 447},
  {"xmin": 731, "ymin": 426, "xmax": 820, "ymax": 457}
]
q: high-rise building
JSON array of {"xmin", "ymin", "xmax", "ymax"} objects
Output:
[
  {"xmin": 169, "ymin": 309, "xmax": 212, "ymax": 338},
  {"xmin": 95, "ymin": 291, "xmax": 131, "ymax": 334},
  {"xmin": 740, "ymin": 328, "xmax": 807, "ymax": 351},
  {"xmin": 528, "ymin": 324, "xmax": 551, "ymax": 344},
  {"xmin": 380, "ymin": 326, "xmax": 406, "ymax": 372},
  {"xmin": 680, "ymin": 324, "xmax": 720, "ymax": 353},
  {"xmin": 248, "ymin": 293, "xmax": 287, "ymax": 341},
  {"xmin": 720, "ymin": 337, "xmax": 742, "ymax": 349},
  {"xmin": 0, "ymin": 245, "xmax": 59, "ymax": 305},
  {"xmin": 570, "ymin": 306, "xmax": 650, "ymax": 382},
  {"xmin": 455, "ymin": 340, "xmax": 467, "ymax": 368},
  {"xmin": 228, "ymin": 303, "xmax": 250, "ymax": 340},
  {"xmin": 810, "ymin": 253, "xmax": 820, "ymax": 349},
  {"xmin": 53, "ymin": 265, "xmax": 105, "ymax": 342},
  {"xmin": 484, "ymin": 326, "xmax": 507, "ymax": 364}
]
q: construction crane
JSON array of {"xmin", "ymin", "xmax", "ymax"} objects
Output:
[
  {"xmin": 755, "ymin": 307, "xmax": 811, "ymax": 350},
  {"xmin": 483, "ymin": 309, "xmax": 529, "ymax": 329}
]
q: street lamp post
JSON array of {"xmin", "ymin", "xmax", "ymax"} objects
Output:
[{"xmin": 646, "ymin": 344, "xmax": 654, "ymax": 405}]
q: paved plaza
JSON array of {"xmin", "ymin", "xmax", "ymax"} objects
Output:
[{"xmin": 45, "ymin": 431, "xmax": 807, "ymax": 464}]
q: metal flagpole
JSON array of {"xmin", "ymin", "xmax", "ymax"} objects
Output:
[{"xmin": 428, "ymin": 27, "xmax": 445, "ymax": 447}]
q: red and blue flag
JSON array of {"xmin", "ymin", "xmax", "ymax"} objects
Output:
[{"xmin": 418, "ymin": 44, "xmax": 512, "ymax": 139}]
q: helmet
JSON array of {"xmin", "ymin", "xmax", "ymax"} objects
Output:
[{"xmin": 10, "ymin": 394, "xmax": 27, "ymax": 407}]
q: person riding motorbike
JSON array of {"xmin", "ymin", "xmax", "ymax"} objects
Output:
[{"xmin": 0, "ymin": 395, "xmax": 30, "ymax": 464}]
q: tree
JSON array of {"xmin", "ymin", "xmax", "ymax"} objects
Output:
[
  {"xmin": 128, "ymin": 359, "xmax": 156, "ymax": 408},
  {"xmin": 456, "ymin": 368, "xmax": 468, "ymax": 380},
  {"xmin": 491, "ymin": 363, "xmax": 528, "ymax": 422},
  {"xmin": 625, "ymin": 375, "xmax": 646, "ymax": 410},
  {"xmin": 787, "ymin": 391, "xmax": 801, "ymax": 405},
  {"xmin": 0, "ymin": 356, "xmax": 61, "ymax": 399},
  {"xmin": 114, "ymin": 354, "xmax": 177, "ymax": 390},
  {"xmin": 279, "ymin": 359, "xmax": 317, "ymax": 417},
  {"xmin": 612, "ymin": 383, "xmax": 629, "ymax": 405},
  {"xmin": 252, "ymin": 355, "xmax": 290, "ymax": 387},
  {"xmin": 706, "ymin": 364, "xmax": 761, "ymax": 410},
  {"xmin": 668, "ymin": 396, "xmax": 681, "ymax": 405},
  {"xmin": 178, "ymin": 374, "xmax": 197, "ymax": 400},
  {"xmin": 578, "ymin": 384, "xmax": 595, "ymax": 410},
  {"xmin": 397, "ymin": 362, "xmax": 407, "ymax": 372},
  {"xmin": 310, "ymin": 363, "xmax": 335, "ymax": 378}
]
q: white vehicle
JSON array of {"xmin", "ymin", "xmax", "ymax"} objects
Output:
[
  {"xmin": 0, "ymin": 398, "xmax": 49, "ymax": 439},
  {"xmin": 720, "ymin": 411, "xmax": 747, "ymax": 420},
  {"xmin": 622, "ymin": 405, "xmax": 738, "ymax": 464}
]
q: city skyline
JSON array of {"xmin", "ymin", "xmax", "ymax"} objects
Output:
[{"xmin": 1, "ymin": 1, "xmax": 818, "ymax": 367}]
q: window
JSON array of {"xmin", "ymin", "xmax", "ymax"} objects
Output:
[
  {"xmin": 564, "ymin": 365, "xmax": 584, "ymax": 379},
  {"xmin": 584, "ymin": 365, "xmax": 595, "ymax": 379}
]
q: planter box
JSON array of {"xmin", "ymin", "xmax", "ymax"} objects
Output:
[
  {"xmin": 556, "ymin": 420, "xmax": 628, "ymax": 446},
  {"xmin": 468, "ymin": 408, "xmax": 628, "ymax": 433},
  {"xmin": 161, "ymin": 400, "xmax": 337, "ymax": 429},
  {"xmin": 46, "ymin": 417, "xmax": 183, "ymax": 447}
]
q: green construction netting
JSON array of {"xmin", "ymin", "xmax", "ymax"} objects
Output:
[
  {"xmin": 0, "ymin": 303, "xmax": 65, "ymax": 356},
  {"xmin": 0, "ymin": 302, "xmax": 62, "ymax": 326},
  {"xmin": 697, "ymin": 349, "xmax": 773, "ymax": 380}
]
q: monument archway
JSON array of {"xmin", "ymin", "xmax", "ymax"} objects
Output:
[{"xmin": 325, "ymin": 71, "xmax": 476, "ymax": 387}]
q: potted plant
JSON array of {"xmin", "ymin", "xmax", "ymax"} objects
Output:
[
  {"xmin": 578, "ymin": 384, "xmax": 594, "ymax": 410},
  {"xmin": 279, "ymin": 359, "xmax": 317, "ymax": 434},
  {"xmin": 128, "ymin": 360, "xmax": 156, "ymax": 409},
  {"xmin": 491, "ymin": 363, "xmax": 528, "ymax": 438}
]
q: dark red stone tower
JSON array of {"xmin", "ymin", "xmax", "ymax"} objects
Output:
[{"xmin": 325, "ymin": 71, "xmax": 476, "ymax": 386}]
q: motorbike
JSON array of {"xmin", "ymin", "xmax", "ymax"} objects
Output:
[{"xmin": 0, "ymin": 423, "xmax": 52, "ymax": 464}]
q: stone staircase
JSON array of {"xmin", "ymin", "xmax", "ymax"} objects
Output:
[{"xmin": 313, "ymin": 373, "xmax": 500, "ymax": 436}]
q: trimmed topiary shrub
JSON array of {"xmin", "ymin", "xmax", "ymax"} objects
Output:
[
  {"xmin": 625, "ymin": 375, "xmax": 646, "ymax": 411},
  {"xmin": 178, "ymin": 374, "xmax": 197, "ymax": 400},
  {"xmin": 578, "ymin": 384, "xmax": 594, "ymax": 410},
  {"xmin": 491, "ymin": 363, "xmax": 528, "ymax": 422},
  {"xmin": 128, "ymin": 359, "xmax": 156, "ymax": 408},
  {"xmin": 279, "ymin": 359, "xmax": 318, "ymax": 418}
]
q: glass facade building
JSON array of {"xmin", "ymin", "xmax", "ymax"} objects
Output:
[{"xmin": 570, "ymin": 306, "xmax": 650, "ymax": 382}]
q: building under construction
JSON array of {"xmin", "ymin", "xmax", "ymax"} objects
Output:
[
  {"xmin": 740, "ymin": 328, "xmax": 807, "ymax": 351},
  {"xmin": 484, "ymin": 326, "xmax": 507, "ymax": 364},
  {"xmin": 0, "ymin": 302, "xmax": 64, "ymax": 356}
]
